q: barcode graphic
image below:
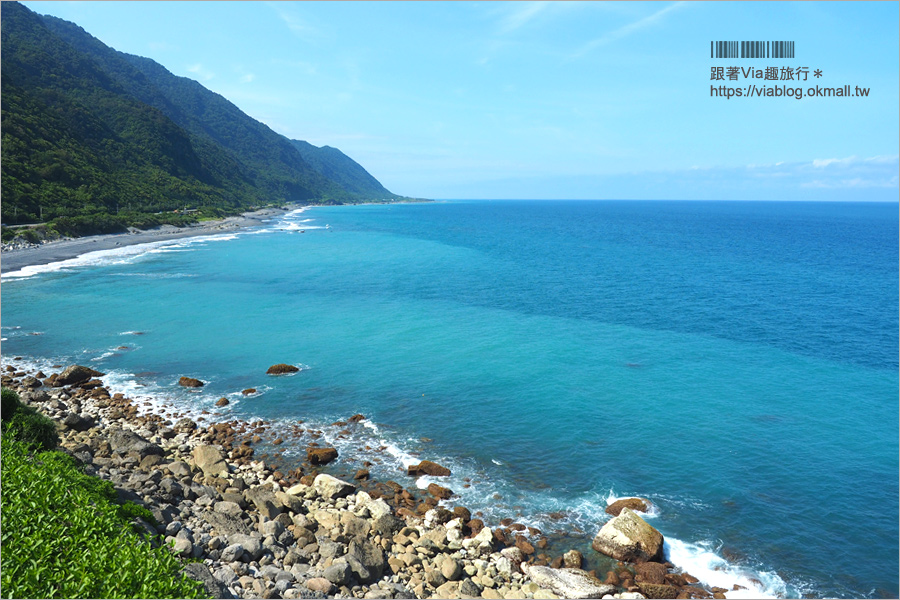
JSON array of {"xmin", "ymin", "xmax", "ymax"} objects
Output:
[{"xmin": 711, "ymin": 41, "xmax": 795, "ymax": 59}]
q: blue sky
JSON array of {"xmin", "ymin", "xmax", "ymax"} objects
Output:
[{"xmin": 22, "ymin": 1, "xmax": 900, "ymax": 201}]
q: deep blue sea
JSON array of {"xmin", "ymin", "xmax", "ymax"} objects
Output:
[{"xmin": 3, "ymin": 200, "xmax": 898, "ymax": 598}]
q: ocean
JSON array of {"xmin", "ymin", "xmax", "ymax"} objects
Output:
[{"xmin": 3, "ymin": 200, "xmax": 897, "ymax": 598}]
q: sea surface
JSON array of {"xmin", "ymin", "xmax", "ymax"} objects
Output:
[{"xmin": 3, "ymin": 200, "xmax": 898, "ymax": 598}]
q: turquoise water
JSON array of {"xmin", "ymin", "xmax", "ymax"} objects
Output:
[{"xmin": 3, "ymin": 200, "xmax": 897, "ymax": 598}]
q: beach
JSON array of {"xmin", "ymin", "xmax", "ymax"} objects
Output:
[{"xmin": 1, "ymin": 207, "xmax": 293, "ymax": 275}]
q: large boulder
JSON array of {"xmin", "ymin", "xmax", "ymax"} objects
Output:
[
  {"xmin": 591, "ymin": 508, "xmax": 664, "ymax": 563},
  {"xmin": 107, "ymin": 427, "xmax": 163, "ymax": 458},
  {"xmin": 313, "ymin": 473, "xmax": 356, "ymax": 500},
  {"xmin": 178, "ymin": 376, "xmax": 204, "ymax": 388},
  {"xmin": 266, "ymin": 364, "xmax": 300, "ymax": 375},
  {"xmin": 407, "ymin": 460, "xmax": 451, "ymax": 477},
  {"xmin": 524, "ymin": 565, "xmax": 615, "ymax": 599},
  {"xmin": 183, "ymin": 562, "xmax": 235, "ymax": 599},
  {"xmin": 606, "ymin": 497, "xmax": 653, "ymax": 517},
  {"xmin": 244, "ymin": 484, "xmax": 282, "ymax": 519},
  {"xmin": 307, "ymin": 447, "xmax": 338, "ymax": 465},
  {"xmin": 345, "ymin": 538, "xmax": 385, "ymax": 583},
  {"xmin": 55, "ymin": 365, "xmax": 104, "ymax": 386},
  {"xmin": 192, "ymin": 445, "xmax": 229, "ymax": 478}
]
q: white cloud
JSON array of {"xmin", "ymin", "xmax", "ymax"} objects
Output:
[
  {"xmin": 572, "ymin": 2, "xmax": 686, "ymax": 58},
  {"xmin": 498, "ymin": 1, "xmax": 551, "ymax": 34},
  {"xmin": 186, "ymin": 63, "xmax": 214, "ymax": 81},
  {"xmin": 240, "ymin": 73, "xmax": 256, "ymax": 84}
]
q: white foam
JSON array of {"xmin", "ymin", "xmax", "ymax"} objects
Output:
[
  {"xmin": 3, "ymin": 233, "xmax": 238, "ymax": 279},
  {"xmin": 664, "ymin": 538, "xmax": 787, "ymax": 599}
]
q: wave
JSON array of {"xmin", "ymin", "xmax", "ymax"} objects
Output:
[{"xmin": 3, "ymin": 233, "xmax": 240, "ymax": 280}]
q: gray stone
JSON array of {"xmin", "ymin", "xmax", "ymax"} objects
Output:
[
  {"xmin": 323, "ymin": 561, "xmax": 354, "ymax": 586},
  {"xmin": 275, "ymin": 491, "xmax": 304, "ymax": 514},
  {"xmin": 200, "ymin": 509, "xmax": 253, "ymax": 537},
  {"xmin": 172, "ymin": 537, "xmax": 193, "ymax": 557},
  {"xmin": 107, "ymin": 427, "xmax": 163, "ymax": 458},
  {"xmin": 169, "ymin": 460, "xmax": 192, "ymax": 478},
  {"xmin": 246, "ymin": 484, "xmax": 283, "ymax": 519},
  {"xmin": 372, "ymin": 513, "xmax": 404, "ymax": 538},
  {"xmin": 165, "ymin": 521, "xmax": 183, "ymax": 536},
  {"xmin": 221, "ymin": 543, "xmax": 245, "ymax": 563},
  {"xmin": 229, "ymin": 534, "xmax": 263, "ymax": 561},
  {"xmin": 62, "ymin": 411, "xmax": 94, "ymax": 431},
  {"xmin": 213, "ymin": 565, "xmax": 238, "ymax": 586},
  {"xmin": 524, "ymin": 566, "xmax": 615, "ymax": 599},
  {"xmin": 183, "ymin": 562, "xmax": 236, "ymax": 599},
  {"xmin": 590, "ymin": 508, "xmax": 664, "ymax": 563},
  {"xmin": 345, "ymin": 538, "xmax": 385, "ymax": 584},
  {"xmin": 317, "ymin": 537, "xmax": 344, "ymax": 560},
  {"xmin": 215, "ymin": 501, "xmax": 245, "ymax": 519},
  {"xmin": 459, "ymin": 578, "xmax": 482, "ymax": 597},
  {"xmin": 261, "ymin": 565, "xmax": 294, "ymax": 583},
  {"xmin": 193, "ymin": 445, "xmax": 229, "ymax": 478}
]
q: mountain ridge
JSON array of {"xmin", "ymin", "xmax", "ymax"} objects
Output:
[{"xmin": 1, "ymin": 1, "xmax": 412, "ymax": 238}]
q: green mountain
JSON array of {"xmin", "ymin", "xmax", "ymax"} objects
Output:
[{"xmin": 1, "ymin": 1, "xmax": 407, "ymax": 236}]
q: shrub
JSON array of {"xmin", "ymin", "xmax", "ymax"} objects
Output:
[
  {"xmin": 2, "ymin": 404, "xmax": 60, "ymax": 451},
  {"xmin": 1, "ymin": 387, "xmax": 22, "ymax": 420},
  {"xmin": 0, "ymin": 436, "xmax": 208, "ymax": 599}
]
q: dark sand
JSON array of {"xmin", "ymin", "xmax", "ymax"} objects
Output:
[{"xmin": 1, "ymin": 207, "xmax": 293, "ymax": 275}]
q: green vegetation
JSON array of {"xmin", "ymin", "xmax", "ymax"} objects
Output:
[
  {"xmin": 1, "ymin": 386, "xmax": 59, "ymax": 451},
  {"xmin": 0, "ymin": 387, "xmax": 208, "ymax": 599},
  {"xmin": 1, "ymin": 1, "xmax": 414, "ymax": 238}
]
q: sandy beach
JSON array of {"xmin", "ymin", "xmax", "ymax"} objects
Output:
[{"xmin": 1, "ymin": 207, "xmax": 294, "ymax": 275}]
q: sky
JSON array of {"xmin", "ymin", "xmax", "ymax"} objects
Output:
[{"xmin": 21, "ymin": 1, "xmax": 900, "ymax": 201}]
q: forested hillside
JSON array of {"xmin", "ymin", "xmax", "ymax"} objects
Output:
[{"xmin": 1, "ymin": 2, "xmax": 406, "ymax": 237}]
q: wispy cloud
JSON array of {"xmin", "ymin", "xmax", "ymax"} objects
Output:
[
  {"xmin": 498, "ymin": 1, "xmax": 551, "ymax": 34},
  {"xmin": 266, "ymin": 1, "xmax": 318, "ymax": 39},
  {"xmin": 572, "ymin": 2, "xmax": 686, "ymax": 58},
  {"xmin": 186, "ymin": 63, "xmax": 214, "ymax": 81},
  {"xmin": 240, "ymin": 73, "xmax": 255, "ymax": 84}
]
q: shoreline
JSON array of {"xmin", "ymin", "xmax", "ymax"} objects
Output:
[
  {"xmin": 0, "ymin": 359, "xmax": 749, "ymax": 600},
  {"xmin": 0, "ymin": 206, "xmax": 297, "ymax": 275}
]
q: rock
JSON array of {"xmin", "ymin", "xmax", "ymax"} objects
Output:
[
  {"xmin": 441, "ymin": 558, "xmax": 462, "ymax": 581},
  {"xmin": 460, "ymin": 577, "xmax": 483, "ymax": 597},
  {"xmin": 216, "ymin": 397, "xmax": 230, "ymax": 407},
  {"xmin": 183, "ymin": 562, "xmax": 236, "ymax": 599},
  {"xmin": 313, "ymin": 473, "xmax": 355, "ymax": 499},
  {"xmin": 307, "ymin": 447, "xmax": 338, "ymax": 465},
  {"xmin": 107, "ymin": 427, "xmax": 163, "ymax": 458},
  {"xmin": 172, "ymin": 537, "xmax": 193, "ymax": 557},
  {"xmin": 345, "ymin": 538, "xmax": 385, "ymax": 583},
  {"xmin": 267, "ymin": 364, "xmax": 300, "ymax": 375},
  {"xmin": 215, "ymin": 501, "xmax": 245, "ymax": 519},
  {"xmin": 341, "ymin": 511, "xmax": 371, "ymax": 538},
  {"xmin": 407, "ymin": 460, "xmax": 451, "ymax": 477},
  {"xmin": 563, "ymin": 549, "xmax": 584, "ymax": 569},
  {"xmin": 634, "ymin": 562, "xmax": 667, "ymax": 585},
  {"xmin": 245, "ymin": 484, "xmax": 282, "ymax": 519},
  {"xmin": 524, "ymin": 566, "xmax": 615, "ymax": 599},
  {"xmin": 324, "ymin": 561, "xmax": 353, "ymax": 586},
  {"xmin": 192, "ymin": 444, "xmax": 229, "ymax": 478},
  {"xmin": 637, "ymin": 582, "xmax": 679, "ymax": 599},
  {"xmin": 428, "ymin": 482, "xmax": 454, "ymax": 499},
  {"xmin": 605, "ymin": 498, "xmax": 653, "ymax": 517},
  {"xmin": 55, "ymin": 365, "xmax": 104, "ymax": 386},
  {"xmin": 435, "ymin": 581, "xmax": 461, "ymax": 598},
  {"xmin": 305, "ymin": 577, "xmax": 334, "ymax": 595},
  {"xmin": 354, "ymin": 468, "xmax": 370, "ymax": 480},
  {"xmin": 201, "ymin": 509, "xmax": 253, "ymax": 537},
  {"xmin": 169, "ymin": 460, "xmax": 192, "ymax": 478},
  {"xmin": 591, "ymin": 508, "xmax": 664, "ymax": 563},
  {"xmin": 62, "ymin": 412, "xmax": 94, "ymax": 431},
  {"xmin": 229, "ymin": 534, "xmax": 263, "ymax": 561},
  {"xmin": 178, "ymin": 376, "xmax": 204, "ymax": 388}
]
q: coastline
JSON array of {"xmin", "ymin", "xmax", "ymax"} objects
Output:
[
  {"xmin": 0, "ymin": 360, "xmax": 748, "ymax": 600},
  {"xmin": 0, "ymin": 206, "xmax": 295, "ymax": 275}
]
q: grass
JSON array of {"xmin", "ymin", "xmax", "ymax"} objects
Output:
[{"xmin": 0, "ymin": 388, "xmax": 209, "ymax": 599}]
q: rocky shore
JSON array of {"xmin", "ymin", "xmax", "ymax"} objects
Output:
[{"xmin": 1, "ymin": 359, "xmax": 747, "ymax": 600}]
